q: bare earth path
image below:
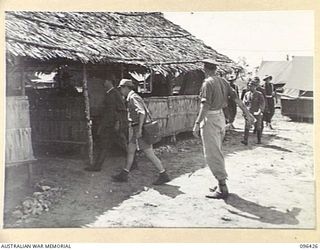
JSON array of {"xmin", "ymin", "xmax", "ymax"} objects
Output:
[{"xmin": 4, "ymin": 110, "xmax": 315, "ymax": 228}]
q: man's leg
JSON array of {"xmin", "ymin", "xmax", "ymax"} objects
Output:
[
  {"xmin": 124, "ymin": 142, "xmax": 137, "ymax": 172},
  {"xmin": 143, "ymin": 148, "xmax": 165, "ymax": 172},
  {"xmin": 112, "ymin": 142, "xmax": 137, "ymax": 182},
  {"xmin": 85, "ymin": 135, "xmax": 110, "ymax": 171},
  {"xmin": 201, "ymin": 114, "xmax": 227, "ymax": 180},
  {"xmin": 256, "ymin": 115, "xmax": 263, "ymax": 144},
  {"xmin": 90, "ymin": 148, "xmax": 108, "ymax": 171},
  {"xmin": 241, "ymin": 121, "xmax": 250, "ymax": 145},
  {"xmin": 200, "ymin": 113, "xmax": 229, "ymax": 199},
  {"xmin": 269, "ymin": 101, "xmax": 275, "ymax": 129},
  {"xmin": 115, "ymin": 130, "xmax": 138, "ymax": 170}
]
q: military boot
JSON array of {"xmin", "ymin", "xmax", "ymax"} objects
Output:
[
  {"xmin": 241, "ymin": 128, "xmax": 250, "ymax": 145},
  {"xmin": 257, "ymin": 130, "xmax": 262, "ymax": 144}
]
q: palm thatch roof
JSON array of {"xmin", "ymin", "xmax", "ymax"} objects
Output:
[{"xmin": 6, "ymin": 11, "xmax": 234, "ymax": 74}]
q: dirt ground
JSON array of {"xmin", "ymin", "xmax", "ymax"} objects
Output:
[{"xmin": 3, "ymin": 109, "xmax": 315, "ymax": 228}]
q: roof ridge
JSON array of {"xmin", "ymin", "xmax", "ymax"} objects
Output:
[{"xmin": 113, "ymin": 12, "xmax": 161, "ymax": 16}]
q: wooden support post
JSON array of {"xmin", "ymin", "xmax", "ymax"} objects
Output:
[
  {"xmin": 120, "ymin": 64, "xmax": 124, "ymax": 79},
  {"xmin": 167, "ymin": 75, "xmax": 173, "ymax": 96},
  {"xmin": 57, "ymin": 64, "xmax": 62, "ymax": 88},
  {"xmin": 82, "ymin": 64, "xmax": 94, "ymax": 165},
  {"xmin": 150, "ymin": 69, "xmax": 153, "ymax": 93},
  {"xmin": 20, "ymin": 57, "xmax": 25, "ymax": 96},
  {"xmin": 143, "ymin": 74, "xmax": 147, "ymax": 93}
]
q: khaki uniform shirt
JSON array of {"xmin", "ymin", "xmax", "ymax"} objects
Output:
[
  {"xmin": 126, "ymin": 90, "xmax": 151, "ymax": 125},
  {"xmin": 199, "ymin": 76, "xmax": 237, "ymax": 110}
]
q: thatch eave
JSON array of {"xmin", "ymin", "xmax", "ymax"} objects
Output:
[{"xmin": 6, "ymin": 11, "xmax": 234, "ymax": 74}]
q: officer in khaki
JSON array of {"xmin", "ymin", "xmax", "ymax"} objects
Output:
[
  {"xmin": 193, "ymin": 59, "xmax": 254, "ymax": 199},
  {"xmin": 112, "ymin": 79, "xmax": 170, "ymax": 185}
]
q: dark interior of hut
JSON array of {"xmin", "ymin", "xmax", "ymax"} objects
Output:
[{"xmin": 6, "ymin": 59, "xmax": 204, "ymax": 160}]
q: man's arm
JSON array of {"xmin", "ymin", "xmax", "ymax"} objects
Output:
[
  {"xmin": 195, "ymin": 103, "xmax": 210, "ymax": 125},
  {"xmin": 234, "ymin": 97, "xmax": 255, "ymax": 123},
  {"xmin": 192, "ymin": 102, "xmax": 210, "ymax": 138}
]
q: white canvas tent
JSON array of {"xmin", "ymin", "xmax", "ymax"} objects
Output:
[
  {"xmin": 257, "ymin": 56, "xmax": 313, "ymax": 120},
  {"xmin": 257, "ymin": 60, "xmax": 292, "ymax": 85},
  {"xmin": 283, "ymin": 56, "xmax": 313, "ymax": 98},
  {"xmin": 257, "ymin": 56, "xmax": 313, "ymax": 97}
]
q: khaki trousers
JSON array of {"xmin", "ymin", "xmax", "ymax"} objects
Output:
[{"xmin": 200, "ymin": 110, "xmax": 228, "ymax": 181}]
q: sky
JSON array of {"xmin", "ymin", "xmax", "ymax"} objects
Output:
[{"xmin": 163, "ymin": 11, "xmax": 314, "ymax": 71}]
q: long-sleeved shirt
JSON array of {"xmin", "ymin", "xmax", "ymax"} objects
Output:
[
  {"xmin": 265, "ymin": 82, "xmax": 275, "ymax": 98},
  {"xmin": 99, "ymin": 87, "xmax": 127, "ymax": 129}
]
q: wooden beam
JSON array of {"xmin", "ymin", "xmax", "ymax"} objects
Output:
[
  {"xmin": 167, "ymin": 75, "xmax": 173, "ymax": 96},
  {"xmin": 82, "ymin": 64, "xmax": 94, "ymax": 165},
  {"xmin": 150, "ymin": 69, "xmax": 154, "ymax": 93},
  {"xmin": 120, "ymin": 64, "xmax": 124, "ymax": 79},
  {"xmin": 20, "ymin": 57, "xmax": 25, "ymax": 96}
]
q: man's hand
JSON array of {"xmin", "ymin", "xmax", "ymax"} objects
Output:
[{"xmin": 192, "ymin": 123, "xmax": 200, "ymax": 138}]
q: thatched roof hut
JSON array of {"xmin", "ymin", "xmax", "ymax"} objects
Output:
[
  {"xmin": 6, "ymin": 11, "xmax": 233, "ymax": 75},
  {"xmin": 6, "ymin": 12, "xmax": 239, "ymax": 164}
]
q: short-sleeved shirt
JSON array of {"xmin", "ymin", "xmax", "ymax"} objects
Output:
[
  {"xmin": 126, "ymin": 90, "xmax": 151, "ymax": 125},
  {"xmin": 199, "ymin": 76, "xmax": 237, "ymax": 110}
]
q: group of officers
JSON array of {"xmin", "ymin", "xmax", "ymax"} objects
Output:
[
  {"xmin": 225, "ymin": 74, "xmax": 276, "ymax": 146},
  {"xmin": 83, "ymin": 59, "xmax": 276, "ymax": 200},
  {"xmin": 191, "ymin": 59, "xmax": 276, "ymax": 200}
]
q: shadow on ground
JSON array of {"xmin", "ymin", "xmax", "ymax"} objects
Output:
[
  {"xmin": 4, "ymin": 129, "xmax": 289, "ymax": 228},
  {"xmin": 225, "ymin": 193, "xmax": 301, "ymax": 225}
]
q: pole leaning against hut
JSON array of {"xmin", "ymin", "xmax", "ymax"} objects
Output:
[{"xmin": 82, "ymin": 64, "xmax": 94, "ymax": 165}]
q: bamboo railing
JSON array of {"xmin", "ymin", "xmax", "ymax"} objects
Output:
[{"xmin": 144, "ymin": 95, "xmax": 199, "ymax": 137}]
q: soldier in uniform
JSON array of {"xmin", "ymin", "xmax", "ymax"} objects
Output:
[
  {"xmin": 226, "ymin": 75, "xmax": 239, "ymax": 129},
  {"xmin": 112, "ymin": 79, "xmax": 170, "ymax": 185},
  {"xmin": 85, "ymin": 80, "xmax": 128, "ymax": 171},
  {"xmin": 193, "ymin": 59, "xmax": 254, "ymax": 199},
  {"xmin": 263, "ymin": 75, "xmax": 276, "ymax": 129},
  {"xmin": 241, "ymin": 79, "xmax": 265, "ymax": 145}
]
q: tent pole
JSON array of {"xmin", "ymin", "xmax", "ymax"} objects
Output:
[{"xmin": 82, "ymin": 64, "xmax": 94, "ymax": 165}]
